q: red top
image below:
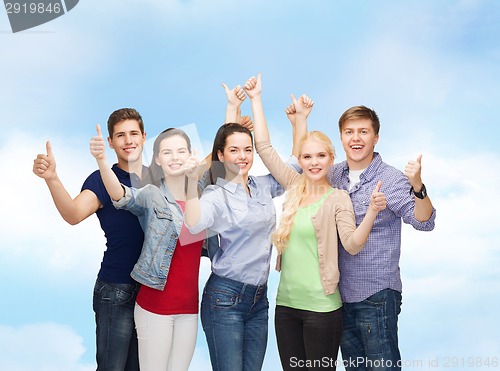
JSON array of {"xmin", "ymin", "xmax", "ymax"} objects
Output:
[{"xmin": 136, "ymin": 201, "xmax": 205, "ymax": 315}]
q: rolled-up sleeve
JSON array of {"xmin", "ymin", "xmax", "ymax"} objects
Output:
[
  {"xmin": 406, "ymin": 207, "xmax": 436, "ymax": 231},
  {"xmin": 185, "ymin": 188, "xmax": 219, "ymax": 235},
  {"xmin": 112, "ymin": 185, "xmax": 133, "ymax": 209},
  {"xmin": 111, "ymin": 184, "xmax": 152, "ymax": 217},
  {"xmin": 186, "ymin": 197, "xmax": 214, "ymax": 234},
  {"xmin": 388, "ymin": 175, "xmax": 436, "ymax": 231}
]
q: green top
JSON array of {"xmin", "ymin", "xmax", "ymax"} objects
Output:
[{"xmin": 276, "ymin": 188, "xmax": 342, "ymax": 312}]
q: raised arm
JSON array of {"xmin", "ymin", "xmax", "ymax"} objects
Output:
[
  {"xmin": 192, "ymin": 83, "xmax": 250, "ymax": 177},
  {"xmin": 222, "ymin": 83, "xmax": 246, "ymax": 123},
  {"xmin": 184, "ymin": 150, "xmax": 202, "ymax": 227},
  {"xmin": 243, "ymin": 73, "xmax": 301, "ymax": 189},
  {"xmin": 244, "ymin": 73, "xmax": 269, "ymax": 143},
  {"xmin": 89, "ymin": 124, "xmax": 125, "ymax": 201},
  {"xmin": 405, "ymin": 154, "xmax": 434, "ymax": 222},
  {"xmin": 33, "ymin": 140, "xmax": 100, "ymax": 225},
  {"xmin": 285, "ymin": 94, "xmax": 314, "ymax": 157}
]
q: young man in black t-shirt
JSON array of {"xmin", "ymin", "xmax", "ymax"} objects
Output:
[{"xmin": 33, "ymin": 108, "xmax": 147, "ymax": 371}]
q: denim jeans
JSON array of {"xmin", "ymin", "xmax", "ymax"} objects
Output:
[
  {"xmin": 201, "ymin": 273, "xmax": 269, "ymax": 371},
  {"xmin": 340, "ymin": 289, "xmax": 402, "ymax": 371},
  {"xmin": 275, "ymin": 305, "xmax": 343, "ymax": 371},
  {"xmin": 93, "ymin": 279, "xmax": 140, "ymax": 371}
]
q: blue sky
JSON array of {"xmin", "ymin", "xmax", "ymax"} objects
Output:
[{"xmin": 1, "ymin": 0, "xmax": 500, "ymax": 370}]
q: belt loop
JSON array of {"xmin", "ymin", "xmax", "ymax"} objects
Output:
[{"xmin": 240, "ymin": 284, "xmax": 247, "ymax": 303}]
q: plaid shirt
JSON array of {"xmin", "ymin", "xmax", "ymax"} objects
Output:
[{"xmin": 328, "ymin": 153, "xmax": 436, "ymax": 303}]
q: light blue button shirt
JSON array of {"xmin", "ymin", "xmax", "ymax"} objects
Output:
[{"xmin": 188, "ymin": 175, "xmax": 284, "ymax": 286}]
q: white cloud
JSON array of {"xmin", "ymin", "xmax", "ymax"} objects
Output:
[
  {"xmin": 387, "ymin": 150, "xmax": 500, "ymax": 366},
  {"xmin": 0, "ymin": 323, "xmax": 94, "ymax": 371},
  {"xmin": 0, "ymin": 16, "xmax": 110, "ymax": 129},
  {"xmin": 398, "ymin": 150, "xmax": 500, "ymax": 272},
  {"xmin": 0, "ymin": 131, "xmax": 103, "ymax": 282}
]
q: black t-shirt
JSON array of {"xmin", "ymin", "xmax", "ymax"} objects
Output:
[{"xmin": 81, "ymin": 164, "xmax": 145, "ymax": 284}]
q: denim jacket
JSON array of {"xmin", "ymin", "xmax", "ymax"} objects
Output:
[{"xmin": 113, "ymin": 180, "xmax": 186, "ymax": 290}]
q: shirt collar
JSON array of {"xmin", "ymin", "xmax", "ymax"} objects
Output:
[
  {"xmin": 215, "ymin": 176, "xmax": 257, "ymax": 195},
  {"xmin": 112, "ymin": 163, "xmax": 130, "ymax": 178},
  {"xmin": 342, "ymin": 152, "xmax": 382, "ymax": 182}
]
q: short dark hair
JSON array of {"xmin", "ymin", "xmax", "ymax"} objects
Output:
[
  {"xmin": 107, "ymin": 108, "xmax": 145, "ymax": 137},
  {"xmin": 338, "ymin": 105, "xmax": 380, "ymax": 135}
]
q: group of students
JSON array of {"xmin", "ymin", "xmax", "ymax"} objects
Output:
[{"xmin": 33, "ymin": 73, "xmax": 436, "ymax": 371}]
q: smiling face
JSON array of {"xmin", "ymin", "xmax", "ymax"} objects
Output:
[
  {"xmin": 340, "ymin": 118, "xmax": 379, "ymax": 170},
  {"xmin": 155, "ymin": 134, "xmax": 190, "ymax": 178},
  {"xmin": 299, "ymin": 138, "xmax": 334, "ymax": 183},
  {"xmin": 217, "ymin": 132, "xmax": 254, "ymax": 181},
  {"xmin": 108, "ymin": 119, "xmax": 146, "ymax": 167}
]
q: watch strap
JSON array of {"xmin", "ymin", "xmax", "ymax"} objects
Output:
[{"xmin": 412, "ymin": 183, "xmax": 427, "ymax": 199}]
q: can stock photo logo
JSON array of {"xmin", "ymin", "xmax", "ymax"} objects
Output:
[{"xmin": 4, "ymin": 0, "xmax": 79, "ymax": 33}]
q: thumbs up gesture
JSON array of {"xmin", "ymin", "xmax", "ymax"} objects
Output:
[
  {"xmin": 33, "ymin": 140, "xmax": 57, "ymax": 180},
  {"xmin": 222, "ymin": 83, "xmax": 246, "ymax": 109},
  {"xmin": 183, "ymin": 149, "xmax": 202, "ymax": 180},
  {"xmin": 285, "ymin": 93, "xmax": 314, "ymax": 127},
  {"xmin": 243, "ymin": 73, "xmax": 262, "ymax": 100},
  {"xmin": 90, "ymin": 124, "xmax": 106, "ymax": 161},
  {"xmin": 369, "ymin": 180, "xmax": 387, "ymax": 212},
  {"xmin": 404, "ymin": 154, "xmax": 423, "ymax": 190}
]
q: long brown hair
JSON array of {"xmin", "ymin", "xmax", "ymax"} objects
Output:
[
  {"xmin": 143, "ymin": 128, "xmax": 192, "ymax": 187},
  {"xmin": 208, "ymin": 123, "xmax": 253, "ymax": 185}
]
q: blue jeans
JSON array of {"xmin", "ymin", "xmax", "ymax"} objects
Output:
[
  {"xmin": 201, "ymin": 273, "xmax": 269, "ymax": 371},
  {"xmin": 340, "ymin": 289, "xmax": 402, "ymax": 371},
  {"xmin": 93, "ymin": 279, "xmax": 140, "ymax": 371}
]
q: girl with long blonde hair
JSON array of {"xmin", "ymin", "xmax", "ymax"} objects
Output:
[{"xmin": 273, "ymin": 130, "xmax": 335, "ymax": 254}]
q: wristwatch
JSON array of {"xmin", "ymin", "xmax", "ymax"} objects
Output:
[{"xmin": 412, "ymin": 184, "xmax": 427, "ymax": 199}]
